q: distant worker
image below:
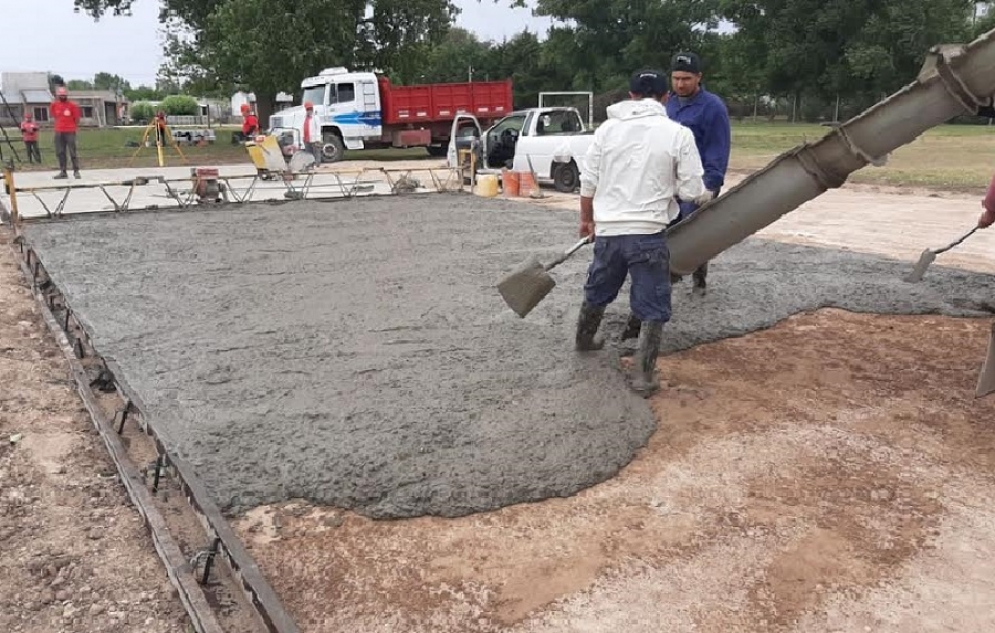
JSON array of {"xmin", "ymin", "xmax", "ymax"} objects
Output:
[
  {"xmin": 665, "ymin": 51, "xmax": 731, "ymax": 293},
  {"xmin": 20, "ymin": 111, "xmax": 41, "ymax": 164},
  {"xmin": 154, "ymin": 111, "xmax": 169, "ymax": 147},
  {"xmin": 575, "ymin": 69, "xmax": 707, "ymax": 397},
  {"xmin": 50, "ymin": 86, "xmax": 81, "ymax": 179},
  {"xmin": 303, "ymin": 101, "xmax": 321, "ymax": 165},
  {"xmin": 241, "ymin": 103, "xmax": 259, "ymax": 139}
]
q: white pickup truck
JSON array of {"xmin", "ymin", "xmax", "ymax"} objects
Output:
[{"xmin": 446, "ymin": 107, "xmax": 594, "ymax": 192}]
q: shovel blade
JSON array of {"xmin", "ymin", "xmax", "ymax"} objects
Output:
[
  {"xmin": 497, "ymin": 254, "xmax": 556, "ymax": 318},
  {"xmin": 977, "ymin": 322, "xmax": 995, "ymax": 397},
  {"xmin": 904, "ymin": 249, "xmax": 936, "ymax": 283}
]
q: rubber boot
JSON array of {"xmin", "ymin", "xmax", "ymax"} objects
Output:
[
  {"xmin": 629, "ymin": 321, "xmax": 663, "ymax": 397},
  {"xmin": 692, "ymin": 261, "xmax": 708, "ymax": 295},
  {"xmin": 620, "ymin": 314, "xmax": 642, "ymax": 341},
  {"xmin": 575, "ymin": 302, "xmax": 606, "ymax": 351}
]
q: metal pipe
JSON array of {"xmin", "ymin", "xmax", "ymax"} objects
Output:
[{"xmin": 666, "ymin": 30, "xmax": 995, "ymax": 275}]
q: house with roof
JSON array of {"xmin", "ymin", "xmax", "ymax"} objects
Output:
[{"xmin": 0, "ymin": 72, "xmax": 128, "ymax": 128}]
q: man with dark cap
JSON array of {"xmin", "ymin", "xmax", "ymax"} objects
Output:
[
  {"xmin": 665, "ymin": 51, "xmax": 731, "ymax": 292},
  {"xmin": 575, "ymin": 69, "xmax": 708, "ymax": 397}
]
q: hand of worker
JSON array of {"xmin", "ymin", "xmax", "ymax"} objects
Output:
[
  {"xmin": 579, "ymin": 220, "xmax": 595, "ymax": 239},
  {"xmin": 693, "ymin": 189, "xmax": 715, "ymax": 207},
  {"xmin": 979, "ymin": 201, "xmax": 995, "ymax": 229}
]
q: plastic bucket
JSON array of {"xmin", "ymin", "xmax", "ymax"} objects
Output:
[
  {"xmin": 502, "ymin": 169, "xmax": 520, "ymax": 197},
  {"xmin": 475, "ymin": 174, "xmax": 499, "ymax": 197},
  {"xmin": 518, "ymin": 172, "xmax": 537, "ymax": 198}
]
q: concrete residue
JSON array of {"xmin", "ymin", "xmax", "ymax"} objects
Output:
[{"xmin": 21, "ymin": 195, "xmax": 995, "ymax": 518}]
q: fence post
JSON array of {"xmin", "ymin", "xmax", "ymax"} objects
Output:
[{"xmin": 3, "ymin": 164, "xmax": 19, "ymax": 224}]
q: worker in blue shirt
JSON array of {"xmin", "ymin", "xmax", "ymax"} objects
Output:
[{"xmin": 665, "ymin": 51, "xmax": 731, "ymax": 293}]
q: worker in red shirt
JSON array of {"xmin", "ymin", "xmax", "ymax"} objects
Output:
[
  {"xmin": 241, "ymin": 103, "xmax": 259, "ymax": 138},
  {"xmin": 50, "ymin": 86, "xmax": 81, "ymax": 179},
  {"xmin": 19, "ymin": 111, "xmax": 41, "ymax": 163}
]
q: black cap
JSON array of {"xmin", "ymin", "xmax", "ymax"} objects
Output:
[
  {"xmin": 629, "ymin": 69, "xmax": 668, "ymax": 98},
  {"xmin": 671, "ymin": 52, "xmax": 702, "ymax": 74}
]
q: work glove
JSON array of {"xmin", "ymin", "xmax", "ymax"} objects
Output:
[{"xmin": 693, "ymin": 189, "xmax": 715, "ymax": 207}]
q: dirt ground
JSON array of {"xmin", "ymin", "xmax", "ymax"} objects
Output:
[
  {"xmin": 0, "ymin": 230, "xmax": 190, "ymax": 633},
  {"xmin": 237, "ymin": 309, "xmax": 995, "ymax": 632}
]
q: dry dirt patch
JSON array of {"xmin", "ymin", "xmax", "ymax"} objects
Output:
[
  {"xmin": 236, "ymin": 309, "xmax": 995, "ymax": 632},
  {"xmin": 0, "ymin": 230, "xmax": 189, "ymax": 633}
]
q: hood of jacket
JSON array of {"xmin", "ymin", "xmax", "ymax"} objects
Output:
[{"xmin": 605, "ymin": 98, "xmax": 667, "ymax": 121}]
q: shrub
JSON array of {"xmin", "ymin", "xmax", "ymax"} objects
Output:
[
  {"xmin": 160, "ymin": 95, "xmax": 200, "ymax": 116},
  {"xmin": 129, "ymin": 102, "xmax": 156, "ymax": 123}
]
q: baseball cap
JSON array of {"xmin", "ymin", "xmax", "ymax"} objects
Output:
[
  {"xmin": 671, "ymin": 52, "xmax": 702, "ymax": 74},
  {"xmin": 629, "ymin": 69, "xmax": 668, "ymax": 97}
]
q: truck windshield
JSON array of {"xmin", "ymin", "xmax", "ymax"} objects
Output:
[{"xmin": 302, "ymin": 86, "xmax": 325, "ymax": 107}]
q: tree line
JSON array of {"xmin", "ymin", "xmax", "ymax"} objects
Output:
[{"xmin": 72, "ymin": 0, "xmax": 995, "ymax": 123}]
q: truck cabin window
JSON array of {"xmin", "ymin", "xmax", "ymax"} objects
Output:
[
  {"xmin": 332, "ymin": 83, "xmax": 356, "ymax": 104},
  {"xmin": 302, "ymin": 86, "xmax": 325, "ymax": 107}
]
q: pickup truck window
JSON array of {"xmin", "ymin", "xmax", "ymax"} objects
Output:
[{"xmin": 535, "ymin": 110, "xmax": 583, "ymax": 135}]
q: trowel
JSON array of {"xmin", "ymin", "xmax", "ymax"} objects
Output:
[
  {"xmin": 497, "ymin": 236, "xmax": 591, "ymax": 318},
  {"xmin": 904, "ymin": 225, "xmax": 978, "ymax": 282},
  {"xmin": 976, "ymin": 321, "xmax": 995, "ymax": 397}
]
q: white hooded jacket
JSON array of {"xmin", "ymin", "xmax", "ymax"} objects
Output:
[{"xmin": 579, "ymin": 99, "xmax": 705, "ymax": 236}]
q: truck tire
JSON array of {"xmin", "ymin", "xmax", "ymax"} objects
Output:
[
  {"xmin": 553, "ymin": 161, "xmax": 580, "ymax": 193},
  {"xmin": 426, "ymin": 145, "xmax": 448, "ymax": 157},
  {"xmin": 321, "ymin": 133, "xmax": 345, "ymax": 162}
]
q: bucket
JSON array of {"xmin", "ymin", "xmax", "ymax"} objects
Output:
[
  {"xmin": 518, "ymin": 172, "xmax": 537, "ymax": 198},
  {"xmin": 502, "ymin": 169, "xmax": 520, "ymax": 197},
  {"xmin": 476, "ymin": 174, "xmax": 499, "ymax": 197}
]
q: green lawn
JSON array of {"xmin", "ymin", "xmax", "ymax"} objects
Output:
[
  {"xmin": 729, "ymin": 121, "xmax": 995, "ymax": 191},
  {"xmin": 5, "ymin": 122, "xmax": 994, "ymax": 192}
]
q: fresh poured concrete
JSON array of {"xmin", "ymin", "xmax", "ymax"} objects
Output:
[{"xmin": 22, "ymin": 194, "xmax": 995, "ymax": 518}]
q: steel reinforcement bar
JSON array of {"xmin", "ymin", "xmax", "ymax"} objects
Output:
[{"xmin": 7, "ymin": 225, "xmax": 301, "ymax": 633}]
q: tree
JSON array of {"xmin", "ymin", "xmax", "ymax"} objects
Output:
[
  {"xmin": 93, "ymin": 72, "xmax": 132, "ymax": 92},
  {"xmin": 160, "ymin": 94, "xmax": 200, "ymax": 115},
  {"xmin": 67, "ymin": 79, "xmax": 95, "ymax": 90}
]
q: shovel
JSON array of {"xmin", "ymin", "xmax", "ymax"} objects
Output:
[
  {"xmin": 497, "ymin": 236, "xmax": 592, "ymax": 318},
  {"xmin": 904, "ymin": 225, "xmax": 978, "ymax": 282},
  {"xmin": 976, "ymin": 321, "xmax": 995, "ymax": 397}
]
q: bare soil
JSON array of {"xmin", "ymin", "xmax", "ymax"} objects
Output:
[
  {"xmin": 0, "ymin": 230, "xmax": 190, "ymax": 633},
  {"xmin": 236, "ymin": 309, "xmax": 995, "ymax": 632}
]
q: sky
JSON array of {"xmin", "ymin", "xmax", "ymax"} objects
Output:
[{"xmin": 0, "ymin": 0, "xmax": 555, "ymax": 86}]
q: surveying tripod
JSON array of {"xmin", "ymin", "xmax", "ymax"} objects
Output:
[
  {"xmin": 0, "ymin": 90, "xmax": 23, "ymax": 164},
  {"xmin": 129, "ymin": 115, "xmax": 187, "ymax": 167}
]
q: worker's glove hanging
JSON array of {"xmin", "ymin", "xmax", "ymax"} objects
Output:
[{"xmin": 693, "ymin": 189, "xmax": 716, "ymax": 207}]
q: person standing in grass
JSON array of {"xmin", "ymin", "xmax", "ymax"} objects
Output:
[
  {"xmin": 50, "ymin": 86, "xmax": 81, "ymax": 179},
  {"xmin": 19, "ymin": 111, "xmax": 41, "ymax": 164}
]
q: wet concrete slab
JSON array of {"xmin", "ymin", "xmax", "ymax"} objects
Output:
[{"xmin": 21, "ymin": 193, "xmax": 995, "ymax": 518}]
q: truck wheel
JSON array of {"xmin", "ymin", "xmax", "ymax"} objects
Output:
[
  {"xmin": 553, "ymin": 161, "xmax": 580, "ymax": 193},
  {"xmin": 426, "ymin": 145, "xmax": 448, "ymax": 157},
  {"xmin": 321, "ymin": 134, "xmax": 345, "ymax": 162}
]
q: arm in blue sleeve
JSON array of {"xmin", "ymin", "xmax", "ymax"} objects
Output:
[{"xmin": 701, "ymin": 99, "xmax": 731, "ymax": 191}]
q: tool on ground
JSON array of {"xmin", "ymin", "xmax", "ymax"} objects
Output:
[
  {"xmin": 525, "ymin": 154, "xmax": 544, "ymax": 199},
  {"xmin": 904, "ymin": 226, "xmax": 978, "ymax": 282},
  {"xmin": 977, "ymin": 321, "xmax": 995, "ymax": 397},
  {"xmin": 497, "ymin": 236, "xmax": 592, "ymax": 317},
  {"xmin": 129, "ymin": 112, "xmax": 188, "ymax": 168}
]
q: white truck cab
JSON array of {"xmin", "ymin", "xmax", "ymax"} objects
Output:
[
  {"xmin": 267, "ymin": 67, "xmax": 383, "ymax": 162},
  {"xmin": 447, "ymin": 107, "xmax": 593, "ymax": 192}
]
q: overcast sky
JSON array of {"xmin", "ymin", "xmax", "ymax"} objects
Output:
[{"xmin": 0, "ymin": 0, "xmax": 554, "ymax": 85}]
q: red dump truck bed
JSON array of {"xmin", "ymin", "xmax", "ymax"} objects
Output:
[{"xmin": 378, "ymin": 77, "xmax": 513, "ymax": 126}]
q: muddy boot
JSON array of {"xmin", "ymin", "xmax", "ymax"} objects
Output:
[
  {"xmin": 620, "ymin": 313, "xmax": 642, "ymax": 341},
  {"xmin": 629, "ymin": 321, "xmax": 663, "ymax": 397},
  {"xmin": 53, "ymin": 171, "xmax": 67, "ymax": 179},
  {"xmin": 575, "ymin": 302, "xmax": 605, "ymax": 351},
  {"xmin": 692, "ymin": 262, "xmax": 708, "ymax": 295}
]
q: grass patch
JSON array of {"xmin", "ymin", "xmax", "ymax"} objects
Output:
[
  {"xmin": 4, "ymin": 126, "xmax": 431, "ymax": 171},
  {"xmin": 729, "ymin": 122, "xmax": 995, "ymax": 191}
]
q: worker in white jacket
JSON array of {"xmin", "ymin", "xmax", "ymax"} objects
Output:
[
  {"xmin": 575, "ymin": 68, "xmax": 708, "ymax": 397},
  {"xmin": 302, "ymin": 101, "xmax": 322, "ymax": 165}
]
